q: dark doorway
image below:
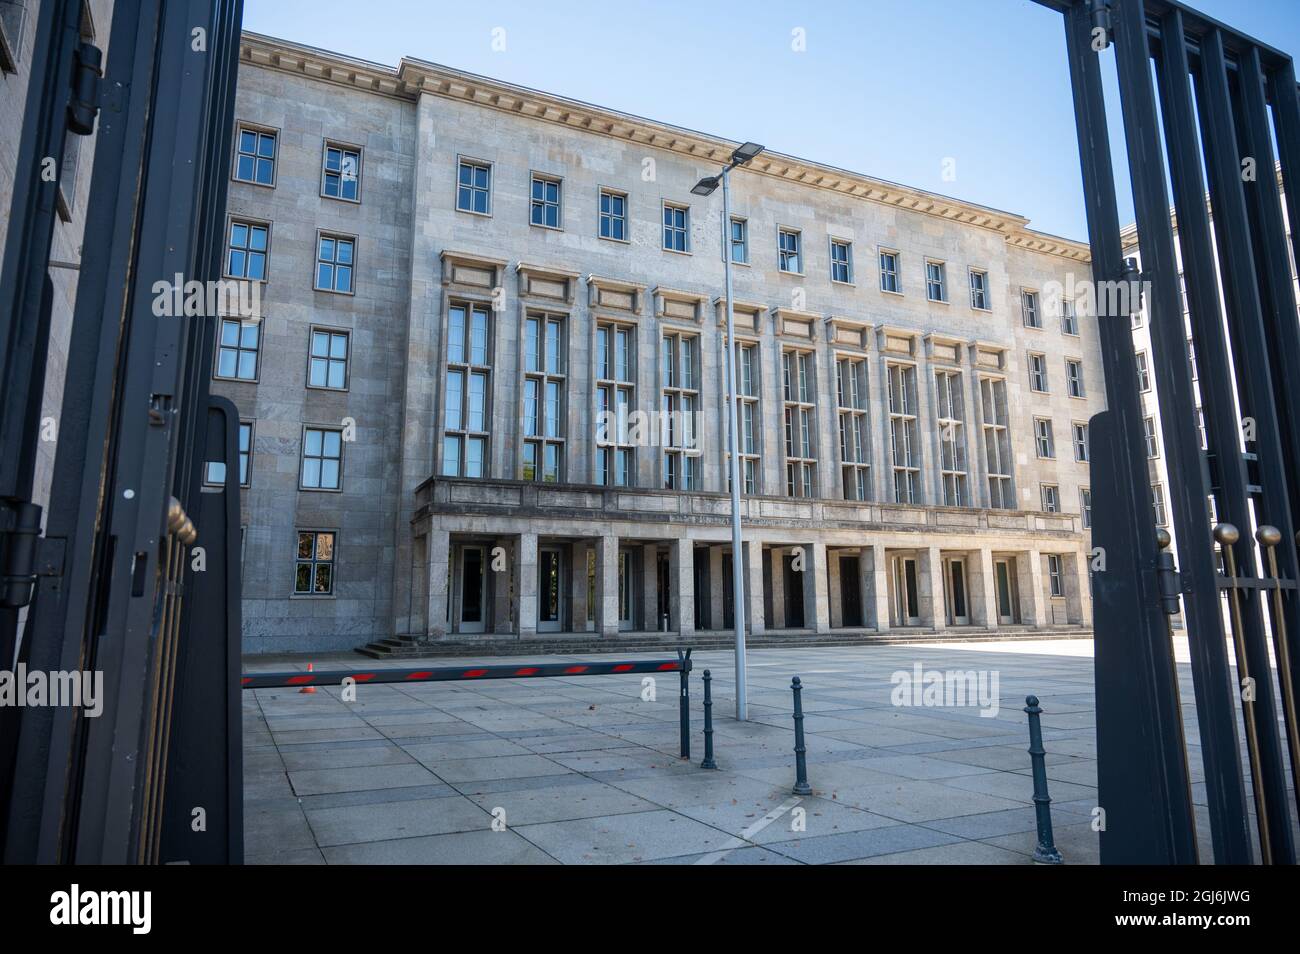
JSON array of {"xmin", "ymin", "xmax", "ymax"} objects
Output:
[
  {"xmin": 783, "ymin": 554, "xmax": 805, "ymax": 628},
  {"xmin": 656, "ymin": 551, "xmax": 670, "ymax": 631},
  {"xmin": 839, "ymin": 555, "xmax": 862, "ymax": 628},
  {"xmin": 693, "ymin": 547, "xmax": 710, "ymax": 630}
]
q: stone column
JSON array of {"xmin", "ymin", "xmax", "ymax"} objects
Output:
[
  {"xmin": 570, "ymin": 542, "xmax": 590, "ymax": 633},
  {"xmin": 1062, "ymin": 551, "xmax": 1084, "ymax": 625},
  {"xmin": 972, "ymin": 547, "xmax": 998, "ymax": 630},
  {"xmin": 426, "ymin": 527, "xmax": 450, "ymax": 638},
  {"xmin": 641, "ymin": 542, "xmax": 661, "ymax": 631},
  {"xmin": 596, "ymin": 534, "xmax": 620, "ymax": 637},
  {"xmin": 492, "ymin": 537, "xmax": 513, "ymax": 634},
  {"xmin": 864, "ymin": 542, "xmax": 890, "ymax": 631},
  {"xmin": 770, "ymin": 546, "xmax": 787, "ymax": 629},
  {"xmin": 827, "ymin": 548, "xmax": 843, "ymax": 629},
  {"xmin": 709, "ymin": 545, "xmax": 724, "ymax": 631},
  {"xmin": 919, "ymin": 545, "xmax": 945, "ymax": 630},
  {"xmin": 1020, "ymin": 549, "xmax": 1047, "ymax": 627},
  {"xmin": 804, "ymin": 541, "xmax": 831, "ymax": 633},
  {"xmin": 745, "ymin": 539, "xmax": 766, "ymax": 635},
  {"xmin": 1076, "ymin": 546, "xmax": 1094, "ymax": 626},
  {"xmin": 671, "ymin": 538, "xmax": 694, "ymax": 637},
  {"xmin": 517, "ymin": 531, "xmax": 539, "ymax": 638}
]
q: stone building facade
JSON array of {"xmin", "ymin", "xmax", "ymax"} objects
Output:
[{"xmin": 217, "ymin": 32, "xmax": 1105, "ymax": 654}]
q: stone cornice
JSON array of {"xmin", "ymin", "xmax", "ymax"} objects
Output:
[{"xmin": 241, "ymin": 31, "xmax": 1092, "ymax": 263}]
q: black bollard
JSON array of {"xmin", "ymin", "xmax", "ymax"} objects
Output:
[
  {"xmin": 701, "ymin": 670, "xmax": 717, "ymax": 769},
  {"xmin": 791, "ymin": 676, "xmax": 812, "ymax": 795},
  {"xmin": 678, "ymin": 650, "xmax": 690, "ymax": 760},
  {"xmin": 1024, "ymin": 695, "xmax": 1063, "ymax": 864}
]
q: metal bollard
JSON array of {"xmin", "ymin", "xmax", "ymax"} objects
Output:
[
  {"xmin": 791, "ymin": 676, "xmax": 812, "ymax": 795},
  {"xmin": 678, "ymin": 649, "xmax": 690, "ymax": 760},
  {"xmin": 701, "ymin": 670, "xmax": 717, "ymax": 769},
  {"xmin": 1024, "ymin": 695, "xmax": 1063, "ymax": 864}
]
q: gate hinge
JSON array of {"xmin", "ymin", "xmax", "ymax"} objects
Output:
[
  {"xmin": 0, "ymin": 502, "xmax": 44, "ymax": 608},
  {"xmin": 67, "ymin": 42, "xmax": 104, "ymax": 136},
  {"xmin": 1090, "ymin": 0, "xmax": 1113, "ymax": 50}
]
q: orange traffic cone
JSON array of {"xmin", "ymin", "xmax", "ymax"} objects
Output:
[{"xmin": 299, "ymin": 662, "xmax": 317, "ymax": 694}]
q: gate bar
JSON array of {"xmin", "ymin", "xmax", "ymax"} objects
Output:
[
  {"xmin": 1116, "ymin": 0, "xmax": 1249, "ymax": 864},
  {"xmin": 1196, "ymin": 27, "xmax": 1297, "ymax": 863},
  {"xmin": 241, "ymin": 656, "xmax": 693, "ymax": 690},
  {"xmin": 1060, "ymin": 0, "xmax": 1199, "ymax": 864}
]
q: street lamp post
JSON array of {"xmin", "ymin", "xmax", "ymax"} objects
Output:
[{"xmin": 693, "ymin": 141, "xmax": 764, "ymax": 721}]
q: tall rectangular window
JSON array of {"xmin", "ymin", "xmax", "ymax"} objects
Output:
[
  {"xmin": 1152, "ymin": 483, "xmax": 1168, "ymax": 526},
  {"xmin": 457, "ymin": 159, "xmax": 491, "ymax": 214},
  {"xmin": 879, "ymin": 249, "xmax": 901, "ymax": 293},
  {"xmin": 830, "ymin": 239, "xmax": 853, "ymax": 283},
  {"xmin": 1062, "ymin": 300, "xmax": 1079, "ymax": 335},
  {"xmin": 1066, "ymin": 358, "xmax": 1085, "ymax": 398},
  {"xmin": 1047, "ymin": 554, "xmax": 1064, "ymax": 597},
  {"xmin": 1022, "ymin": 290, "xmax": 1041, "ymax": 328},
  {"xmin": 1034, "ymin": 417, "xmax": 1055, "ymax": 459},
  {"xmin": 599, "ymin": 189, "xmax": 626, "ymax": 240},
  {"xmin": 301, "ymin": 427, "xmax": 343, "ymax": 490},
  {"xmin": 238, "ymin": 421, "xmax": 253, "ymax": 486},
  {"xmin": 295, "ymin": 530, "xmax": 335, "ymax": 594},
  {"xmin": 315, "ymin": 233, "xmax": 354, "ymax": 293},
  {"xmin": 1080, "ymin": 488, "xmax": 1093, "ymax": 529},
  {"xmin": 969, "ymin": 269, "xmax": 989, "ymax": 310},
  {"xmin": 596, "ymin": 323, "xmax": 635, "ymax": 486},
  {"xmin": 662, "ymin": 333, "xmax": 700, "ymax": 490},
  {"xmin": 1041, "ymin": 484, "xmax": 1060, "ymax": 513},
  {"xmin": 888, "ymin": 363, "xmax": 921, "ymax": 503},
  {"xmin": 925, "ymin": 260, "xmax": 947, "ymax": 302},
  {"xmin": 1136, "ymin": 351, "xmax": 1151, "ymax": 391},
  {"xmin": 1143, "ymin": 416, "xmax": 1160, "ymax": 458},
  {"xmin": 226, "ymin": 220, "xmax": 268, "ymax": 281},
  {"xmin": 783, "ymin": 350, "xmax": 817, "ymax": 497},
  {"xmin": 322, "ymin": 142, "xmax": 361, "ymax": 201},
  {"xmin": 1073, "ymin": 422, "xmax": 1089, "ymax": 462},
  {"xmin": 309, "ymin": 328, "xmax": 350, "ymax": 390},
  {"xmin": 530, "ymin": 174, "xmax": 562, "ymax": 228},
  {"xmin": 729, "ymin": 341, "xmax": 760, "ymax": 494},
  {"xmin": 443, "ymin": 302, "xmax": 491, "ymax": 478},
  {"xmin": 233, "ymin": 126, "xmax": 276, "ymax": 185},
  {"xmin": 778, "ymin": 228, "xmax": 802, "ymax": 273},
  {"xmin": 980, "ymin": 377, "xmax": 1014, "ymax": 508},
  {"xmin": 205, "ymin": 420, "xmax": 254, "ymax": 487},
  {"xmin": 663, "ymin": 203, "xmax": 689, "ymax": 252},
  {"xmin": 935, "ymin": 368, "xmax": 967, "ymax": 507},
  {"xmin": 216, "ymin": 317, "xmax": 259, "ymax": 381},
  {"xmin": 730, "ymin": 217, "xmax": 748, "ymax": 264},
  {"xmin": 837, "ymin": 356, "xmax": 870, "ymax": 501},
  {"xmin": 524, "ymin": 314, "xmax": 566, "ymax": 482},
  {"xmin": 1028, "ymin": 352, "xmax": 1048, "ymax": 392}
]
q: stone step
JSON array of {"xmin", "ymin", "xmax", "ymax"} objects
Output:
[{"xmin": 353, "ymin": 628, "xmax": 1090, "ymax": 659}]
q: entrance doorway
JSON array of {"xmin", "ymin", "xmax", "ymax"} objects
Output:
[
  {"xmin": 839, "ymin": 555, "xmax": 863, "ymax": 628},
  {"xmin": 618, "ymin": 549, "xmax": 635, "ymax": 631},
  {"xmin": 782, "ymin": 553, "xmax": 805, "ymax": 628},
  {"xmin": 995, "ymin": 557, "xmax": 1019, "ymax": 625},
  {"xmin": 944, "ymin": 556, "xmax": 969, "ymax": 625},
  {"xmin": 538, "ymin": 546, "xmax": 565, "ymax": 632},
  {"xmin": 456, "ymin": 544, "xmax": 488, "ymax": 633},
  {"xmin": 891, "ymin": 554, "xmax": 920, "ymax": 626}
]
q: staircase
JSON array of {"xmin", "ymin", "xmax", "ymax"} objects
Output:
[{"xmin": 355, "ymin": 626, "xmax": 1091, "ymax": 659}]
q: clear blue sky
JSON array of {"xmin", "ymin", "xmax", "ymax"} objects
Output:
[{"xmin": 243, "ymin": 0, "xmax": 1300, "ymax": 241}]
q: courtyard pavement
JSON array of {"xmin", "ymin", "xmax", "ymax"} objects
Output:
[{"xmin": 240, "ymin": 638, "xmax": 1129, "ymax": 864}]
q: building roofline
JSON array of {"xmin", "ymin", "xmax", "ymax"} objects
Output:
[{"xmin": 240, "ymin": 30, "xmax": 1092, "ymax": 263}]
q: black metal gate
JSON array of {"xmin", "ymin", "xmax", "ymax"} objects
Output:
[
  {"xmin": 1037, "ymin": 0, "xmax": 1300, "ymax": 864},
  {"xmin": 0, "ymin": 0, "xmax": 245, "ymax": 864}
]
